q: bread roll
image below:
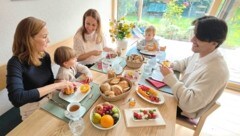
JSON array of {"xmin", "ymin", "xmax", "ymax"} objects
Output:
[
  {"xmin": 100, "ymin": 82, "xmax": 111, "ymax": 93},
  {"xmin": 104, "ymin": 90, "xmax": 114, "ymax": 96},
  {"xmin": 109, "ymin": 77, "xmax": 121, "ymax": 85},
  {"xmin": 111, "ymin": 85, "xmax": 123, "ymax": 96},
  {"xmin": 118, "ymin": 80, "xmax": 130, "ymax": 92}
]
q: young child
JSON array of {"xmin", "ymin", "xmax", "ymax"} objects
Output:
[
  {"xmin": 137, "ymin": 25, "xmax": 159, "ymax": 51},
  {"xmin": 54, "ymin": 46, "xmax": 93, "ymax": 83}
]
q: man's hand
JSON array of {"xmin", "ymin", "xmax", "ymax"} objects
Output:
[{"xmin": 160, "ymin": 64, "xmax": 173, "ymax": 76}]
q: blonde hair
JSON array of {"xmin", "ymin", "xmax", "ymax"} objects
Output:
[
  {"xmin": 54, "ymin": 46, "xmax": 76, "ymax": 67},
  {"xmin": 145, "ymin": 25, "xmax": 156, "ymax": 35},
  {"xmin": 13, "ymin": 17, "xmax": 46, "ymax": 66},
  {"xmin": 80, "ymin": 9, "xmax": 103, "ymax": 44}
]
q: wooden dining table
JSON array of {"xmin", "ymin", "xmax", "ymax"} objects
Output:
[{"xmin": 7, "ymin": 41, "xmax": 177, "ymax": 136}]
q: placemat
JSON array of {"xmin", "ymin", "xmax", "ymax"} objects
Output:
[
  {"xmin": 138, "ymin": 70, "xmax": 180, "ymax": 95},
  {"xmin": 138, "ymin": 74, "xmax": 173, "ymax": 95},
  {"xmin": 41, "ymin": 82, "xmax": 100, "ymax": 122},
  {"xmin": 90, "ymin": 57, "xmax": 127, "ymax": 74}
]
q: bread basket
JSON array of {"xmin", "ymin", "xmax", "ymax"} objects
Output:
[
  {"xmin": 126, "ymin": 54, "xmax": 144, "ymax": 69},
  {"xmin": 99, "ymin": 77, "xmax": 132, "ymax": 102}
]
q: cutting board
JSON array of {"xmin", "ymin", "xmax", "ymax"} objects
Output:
[{"xmin": 123, "ymin": 107, "xmax": 166, "ymax": 128}]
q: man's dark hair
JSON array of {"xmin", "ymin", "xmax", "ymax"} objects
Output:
[{"xmin": 192, "ymin": 16, "xmax": 228, "ymax": 48}]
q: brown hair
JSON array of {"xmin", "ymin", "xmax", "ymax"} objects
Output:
[
  {"xmin": 80, "ymin": 9, "xmax": 103, "ymax": 44},
  {"xmin": 54, "ymin": 46, "xmax": 76, "ymax": 66},
  {"xmin": 145, "ymin": 25, "xmax": 156, "ymax": 35},
  {"xmin": 192, "ymin": 16, "xmax": 228, "ymax": 48},
  {"xmin": 13, "ymin": 17, "xmax": 46, "ymax": 66}
]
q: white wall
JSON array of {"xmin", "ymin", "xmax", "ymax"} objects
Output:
[{"xmin": 0, "ymin": 0, "xmax": 112, "ymax": 115}]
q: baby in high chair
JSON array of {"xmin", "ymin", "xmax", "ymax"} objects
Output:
[{"xmin": 137, "ymin": 25, "xmax": 159, "ymax": 51}]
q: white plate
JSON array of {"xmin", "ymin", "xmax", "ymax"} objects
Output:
[
  {"xmin": 64, "ymin": 106, "xmax": 86, "ymax": 121},
  {"xmin": 90, "ymin": 104, "xmax": 121, "ymax": 130},
  {"xmin": 124, "ymin": 107, "xmax": 165, "ymax": 127},
  {"xmin": 136, "ymin": 86, "xmax": 165, "ymax": 105},
  {"xmin": 140, "ymin": 50, "xmax": 158, "ymax": 56},
  {"xmin": 59, "ymin": 83, "xmax": 91, "ymax": 103}
]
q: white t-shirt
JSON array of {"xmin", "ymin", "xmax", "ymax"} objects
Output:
[{"xmin": 73, "ymin": 29, "xmax": 107, "ymax": 65}]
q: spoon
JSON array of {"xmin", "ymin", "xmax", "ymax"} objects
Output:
[{"xmin": 122, "ymin": 97, "xmax": 134, "ymax": 105}]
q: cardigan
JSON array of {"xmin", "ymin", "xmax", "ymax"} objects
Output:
[{"xmin": 163, "ymin": 49, "xmax": 229, "ymax": 118}]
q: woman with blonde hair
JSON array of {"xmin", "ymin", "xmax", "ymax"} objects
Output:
[
  {"xmin": 7, "ymin": 17, "xmax": 74, "ymax": 120},
  {"xmin": 73, "ymin": 9, "xmax": 114, "ymax": 68}
]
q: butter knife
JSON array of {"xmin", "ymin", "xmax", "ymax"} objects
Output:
[{"xmin": 49, "ymin": 99, "xmax": 66, "ymax": 109}]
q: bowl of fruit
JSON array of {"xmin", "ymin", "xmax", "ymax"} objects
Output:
[
  {"xmin": 99, "ymin": 77, "xmax": 133, "ymax": 102},
  {"xmin": 90, "ymin": 102, "xmax": 120, "ymax": 130}
]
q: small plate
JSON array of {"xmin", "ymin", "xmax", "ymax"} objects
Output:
[
  {"xmin": 90, "ymin": 104, "xmax": 121, "ymax": 130},
  {"xmin": 64, "ymin": 106, "xmax": 86, "ymax": 121},
  {"xmin": 136, "ymin": 85, "xmax": 165, "ymax": 105},
  {"xmin": 59, "ymin": 83, "xmax": 91, "ymax": 103},
  {"xmin": 140, "ymin": 50, "xmax": 158, "ymax": 56}
]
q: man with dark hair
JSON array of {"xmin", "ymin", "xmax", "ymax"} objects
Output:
[{"xmin": 160, "ymin": 16, "xmax": 229, "ymax": 119}]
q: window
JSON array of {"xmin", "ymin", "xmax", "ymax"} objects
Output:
[{"xmin": 115, "ymin": 0, "xmax": 240, "ymax": 90}]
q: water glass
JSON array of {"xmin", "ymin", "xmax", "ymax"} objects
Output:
[
  {"xmin": 102, "ymin": 59, "xmax": 111, "ymax": 73},
  {"xmin": 147, "ymin": 57, "xmax": 157, "ymax": 69},
  {"xmin": 156, "ymin": 51, "xmax": 166, "ymax": 63},
  {"xmin": 69, "ymin": 118, "xmax": 85, "ymax": 136},
  {"xmin": 143, "ymin": 64, "xmax": 152, "ymax": 76}
]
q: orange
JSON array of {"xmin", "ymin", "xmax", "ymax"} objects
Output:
[
  {"xmin": 100, "ymin": 115, "xmax": 114, "ymax": 128},
  {"xmin": 80, "ymin": 84, "xmax": 90, "ymax": 93}
]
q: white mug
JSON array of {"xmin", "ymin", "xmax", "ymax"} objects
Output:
[{"xmin": 66, "ymin": 102, "xmax": 81, "ymax": 118}]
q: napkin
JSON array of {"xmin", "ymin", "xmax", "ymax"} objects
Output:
[{"xmin": 146, "ymin": 78, "xmax": 166, "ymax": 89}]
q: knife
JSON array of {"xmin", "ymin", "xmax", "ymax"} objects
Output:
[{"xmin": 49, "ymin": 99, "xmax": 66, "ymax": 109}]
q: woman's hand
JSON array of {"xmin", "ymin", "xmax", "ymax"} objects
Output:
[
  {"xmin": 58, "ymin": 80, "xmax": 75, "ymax": 91},
  {"xmin": 160, "ymin": 64, "xmax": 173, "ymax": 77}
]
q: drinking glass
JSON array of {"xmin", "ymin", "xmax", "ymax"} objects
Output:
[
  {"xmin": 156, "ymin": 51, "xmax": 166, "ymax": 63},
  {"xmin": 69, "ymin": 118, "xmax": 85, "ymax": 136},
  {"xmin": 143, "ymin": 64, "xmax": 152, "ymax": 77},
  {"xmin": 102, "ymin": 59, "xmax": 111, "ymax": 73}
]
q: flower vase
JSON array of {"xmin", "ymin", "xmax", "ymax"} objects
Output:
[{"xmin": 117, "ymin": 39, "xmax": 128, "ymax": 50}]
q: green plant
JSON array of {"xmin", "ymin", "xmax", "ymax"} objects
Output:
[
  {"xmin": 109, "ymin": 17, "xmax": 135, "ymax": 42},
  {"xmin": 163, "ymin": 0, "xmax": 186, "ymax": 25}
]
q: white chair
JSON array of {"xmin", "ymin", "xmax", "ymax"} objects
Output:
[{"xmin": 176, "ymin": 102, "xmax": 220, "ymax": 136}]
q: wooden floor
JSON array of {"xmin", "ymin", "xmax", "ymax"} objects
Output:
[{"xmin": 175, "ymin": 89, "xmax": 240, "ymax": 136}]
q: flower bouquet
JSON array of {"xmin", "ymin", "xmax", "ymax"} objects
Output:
[{"xmin": 109, "ymin": 17, "xmax": 135, "ymax": 42}]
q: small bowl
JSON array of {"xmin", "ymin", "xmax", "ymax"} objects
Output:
[
  {"xmin": 126, "ymin": 55, "xmax": 144, "ymax": 69},
  {"xmin": 99, "ymin": 77, "xmax": 132, "ymax": 102}
]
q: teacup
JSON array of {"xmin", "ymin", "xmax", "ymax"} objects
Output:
[{"xmin": 66, "ymin": 102, "xmax": 82, "ymax": 118}]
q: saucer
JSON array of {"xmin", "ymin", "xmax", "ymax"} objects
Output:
[{"xmin": 64, "ymin": 106, "xmax": 86, "ymax": 121}]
